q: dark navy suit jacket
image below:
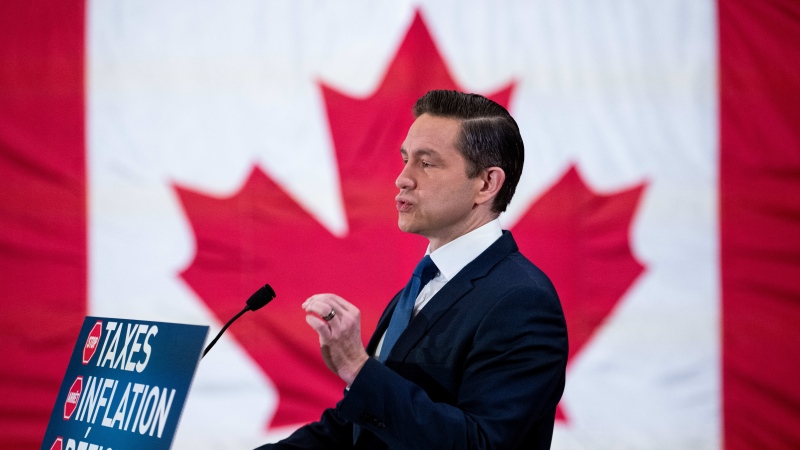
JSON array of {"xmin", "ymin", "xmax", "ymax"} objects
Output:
[{"xmin": 257, "ymin": 231, "xmax": 568, "ymax": 449}]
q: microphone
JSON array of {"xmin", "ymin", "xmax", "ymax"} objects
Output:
[
  {"xmin": 246, "ymin": 284, "xmax": 275, "ymax": 311},
  {"xmin": 202, "ymin": 284, "xmax": 276, "ymax": 358}
]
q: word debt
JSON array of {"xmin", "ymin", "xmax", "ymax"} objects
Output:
[
  {"xmin": 71, "ymin": 376, "xmax": 175, "ymax": 439},
  {"xmin": 91, "ymin": 321, "xmax": 158, "ymax": 372},
  {"xmin": 51, "ymin": 436, "xmax": 113, "ymax": 450}
]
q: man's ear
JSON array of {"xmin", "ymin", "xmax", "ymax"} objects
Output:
[{"xmin": 474, "ymin": 167, "xmax": 505, "ymax": 207}]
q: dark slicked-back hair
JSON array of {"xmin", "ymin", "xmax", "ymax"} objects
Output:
[{"xmin": 412, "ymin": 90, "xmax": 524, "ymax": 213}]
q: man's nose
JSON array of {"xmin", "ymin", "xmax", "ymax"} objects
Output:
[{"xmin": 395, "ymin": 164, "xmax": 415, "ymax": 190}]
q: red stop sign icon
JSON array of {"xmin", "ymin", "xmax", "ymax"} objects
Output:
[
  {"xmin": 83, "ymin": 320, "xmax": 102, "ymax": 365},
  {"xmin": 50, "ymin": 437, "xmax": 63, "ymax": 450},
  {"xmin": 63, "ymin": 376, "xmax": 83, "ymax": 420}
]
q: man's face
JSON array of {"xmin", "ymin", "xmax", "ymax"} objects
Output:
[{"xmin": 395, "ymin": 114, "xmax": 485, "ymax": 247}]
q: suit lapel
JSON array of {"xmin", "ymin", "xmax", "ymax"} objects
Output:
[{"xmin": 384, "ymin": 231, "xmax": 519, "ymax": 363}]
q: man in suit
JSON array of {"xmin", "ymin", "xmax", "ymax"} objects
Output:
[{"xmin": 257, "ymin": 90, "xmax": 568, "ymax": 449}]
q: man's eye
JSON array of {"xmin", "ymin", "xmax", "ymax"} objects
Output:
[{"xmin": 421, "ymin": 161, "xmax": 432, "ymax": 168}]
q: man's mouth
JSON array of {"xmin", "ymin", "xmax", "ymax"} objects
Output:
[{"xmin": 396, "ymin": 198, "xmax": 413, "ymax": 212}]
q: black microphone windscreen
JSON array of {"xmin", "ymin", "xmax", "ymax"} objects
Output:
[{"xmin": 246, "ymin": 284, "xmax": 276, "ymax": 311}]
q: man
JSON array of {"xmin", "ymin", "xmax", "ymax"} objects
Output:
[{"xmin": 257, "ymin": 90, "xmax": 568, "ymax": 449}]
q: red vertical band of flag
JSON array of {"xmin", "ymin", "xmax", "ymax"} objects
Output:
[
  {"xmin": 0, "ymin": 1, "xmax": 86, "ymax": 448},
  {"xmin": 720, "ymin": 0, "xmax": 800, "ymax": 448}
]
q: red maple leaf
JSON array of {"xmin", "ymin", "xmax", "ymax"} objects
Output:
[
  {"xmin": 175, "ymin": 10, "xmax": 645, "ymax": 430},
  {"xmin": 512, "ymin": 166, "xmax": 646, "ymax": 420}
]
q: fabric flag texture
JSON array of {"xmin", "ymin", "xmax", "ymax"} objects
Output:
[{"xmin": 1, "ymin": 1, "xmax": 799, "ymax": 449}]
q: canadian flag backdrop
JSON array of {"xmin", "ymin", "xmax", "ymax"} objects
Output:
[{"xmin": 1, "ymin": 1, "xmax": 798, "ymax": 449}]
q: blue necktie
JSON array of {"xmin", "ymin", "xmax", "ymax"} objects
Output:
[{"xmin": 379, "ymin": 255, "xmax": 439, "ymax": 363}]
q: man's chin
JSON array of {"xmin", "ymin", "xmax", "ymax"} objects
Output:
[{"xmin": 397, "ymin": 218, "xmax": 420, "ymax": 235}]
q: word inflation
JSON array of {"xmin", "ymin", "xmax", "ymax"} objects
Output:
[
  {"xmin": 95, "ymin": 321, "xmax": 158, "ymax": 372},
  {"xmin": 72, "ymin": 376, "xmax": 176, "ymax": 439}
]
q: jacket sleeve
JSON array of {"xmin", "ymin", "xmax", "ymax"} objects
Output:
[
  {"xmin": 253, "ymin": 401, "xmax": 353, "ymax": 450},
  {"xmin": 336, "ymin": 286, "xmax": 568, "ymax": 450}
]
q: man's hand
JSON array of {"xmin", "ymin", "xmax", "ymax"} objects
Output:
[{"xmin": 303, "ymin": 293, "xmax": 370, "ymax": 386}]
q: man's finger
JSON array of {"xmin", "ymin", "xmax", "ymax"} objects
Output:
[
  {"xmin": 305, "ymin": 314, "xmax": 332, "ymax": 341},
  {"xmin": 304, "ymin": 301, "xmax": 341, "ymax": 325},
  {"xmin": 306, "ymin": 293, "xmax": 355, "ymax": 314},
  {"xmin": 324, "ymin": 295, "xmax": 357, "ymax": 315}
]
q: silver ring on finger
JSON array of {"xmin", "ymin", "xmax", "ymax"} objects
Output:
[{"xmin": 323, "ymin": 309, "xmax": 336, "ymax": 322}]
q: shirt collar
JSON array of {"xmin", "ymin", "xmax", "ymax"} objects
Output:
[{"xmin": 427, "ymin": 218, "xmax": 503, "ymax": 281}]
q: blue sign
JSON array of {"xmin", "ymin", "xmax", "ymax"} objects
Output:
[{"xmin": 41, "ymin": 317, "xmax": 209, "ymax": 450}]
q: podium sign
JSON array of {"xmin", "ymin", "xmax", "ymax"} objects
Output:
[{"xmin": 41, "ymin": 317, "xmax": 209, "ymax": 450}]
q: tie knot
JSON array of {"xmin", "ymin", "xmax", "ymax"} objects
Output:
[{"xmin": 413, "ymin": 255, "xmax": 439, "ymax": 287}]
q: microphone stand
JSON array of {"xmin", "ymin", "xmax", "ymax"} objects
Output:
[
  {"xmin": 203, "ymin": 305, "xmax": 248, "ymax": 358},
  {"xmin": 202, "ymin": 284, "xmax": 276, "ymax": 358}
]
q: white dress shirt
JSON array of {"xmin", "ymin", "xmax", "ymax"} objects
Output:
[{"xmin": 375, "ymin": 218, "xmax": 503, "ymax": 358}]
